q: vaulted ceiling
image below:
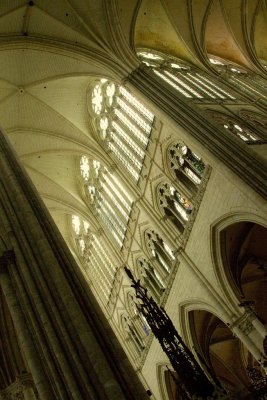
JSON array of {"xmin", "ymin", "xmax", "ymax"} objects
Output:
[{"xmin": 0, "ymin": 0, "xmax": 266, "ymax": 249}]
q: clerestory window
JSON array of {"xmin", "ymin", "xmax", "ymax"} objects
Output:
[
  {"xmin": 71, "ymin": 215, "xmax": 117, "ymax": 304},
  {"xmin": 80, "ymin": 155, "xmax": 133, "ymax": 248},
  {"xmin": 206, "ymin": 111, "xmax": 264, "ymax": 144},
  {"xmin": 91, "ymin": 79, "xmax": 154, "ymax": 182},
  {"xmin": 137, "ymin": 50, "xmax": 235, "ymax": 100}
]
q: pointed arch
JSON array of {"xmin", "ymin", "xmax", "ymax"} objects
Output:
[{"xmin": 210, "ymin": 212, "xmax": 267, "ymax": 311}]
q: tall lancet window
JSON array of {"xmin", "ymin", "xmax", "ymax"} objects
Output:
[
  {"xmin": 91, "ymin": 79, "xmax": 154, "ymax": 182},
  {"xmin": 206, "ymin": 111, "xmax": 263, "ymax": 144},
  {"xmin": 80, "ymin": 155, "xmax": 133, "ymax": 248},
  {"xmin": 127, "ymin": 292, "xmax": 150, "ymax": 338},
  {"xmin": 158, "ymin": 183, "xmax": 193, "ymax": 233},
  {"xmin": 137, "ymin": 51, "xmax": 235, "ymax": 100},
  {"xmin": 137, "ymin": 258, "xmax": 165, "ymax": 303},
  {"xmin": 209, "ymin": 55, "xmax": 267, "ymax": 99},
  {"xmin": 145, "ymin": 229, "xmax": 175, "ymax": 282},
  {"xmin": 71, "ymin": 215, "xmax": 117, "ymax": 305},
  {"xmin": 121, "ymin": 314, "xmax": 145, "ymax": 357},
  {"xmin": 168, "ymin": 142, "xmax": 206, "ymax": 193}
]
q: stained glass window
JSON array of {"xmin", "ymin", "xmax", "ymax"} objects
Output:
[
  {"xmin": 206, "ymin": 111, "xmax": 262, "ymax": 143},
  {"xmin": 80, "ymin": 155, "xmax": 133, "ymax": 248},
  {"xmin": 137, "ymin": 50, "xmax": 235, "ymax": 100},
  {"xmin": 91, "ymin": 80, "xmax": 154, "ymax": 182},
  {"xmin": 71, "ymin": 215, "xmax": 118, "ymax": 304},
  {"xmin": 158, "ymin": 183, "xmax": 193, "ymax": 232},
  {"xmin": 168, "ymin": 142, "xmax": 206, "ymax": 192}
]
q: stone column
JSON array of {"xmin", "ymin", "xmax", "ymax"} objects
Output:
[
  {"xmin": 230, "ymin": 313, "xmax": 267, "ymax": 371},
  {"xmin": 0, "ymin": 127, "xmax": 149, "ymax": 400}
]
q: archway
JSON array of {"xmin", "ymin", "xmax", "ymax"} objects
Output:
[
  {"xmin": 221, "ymin": 222, "xmax": 267, "ymax": 324},
  {"xmin": 189, "ymin": 309, "xmax": 263, "ymax": 398}
]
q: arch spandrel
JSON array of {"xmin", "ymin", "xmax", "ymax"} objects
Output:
[
  {"xmin": 254, "ymin": 0, "xmax": 267, "ymax": 65},
  {"xmin": 217, "ymin": 0, "xmax": 266, "ymax": 72},
  {"xmin": 205, "ymin": 0, "xmax": 254, "ymax": 69},
  {"xmin": 134, "ymin": 0, "xmax": 203, "ymax": 68}
]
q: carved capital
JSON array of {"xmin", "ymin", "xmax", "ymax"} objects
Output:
[
  {"xmin": 0, "ymin": 373, "xmax": 35, "ymax": 400},
  {"xmin": 232, "ymin": 313, "xmax": 255, "ymax": 335}
]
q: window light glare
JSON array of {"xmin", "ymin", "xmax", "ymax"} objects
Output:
[
  {"xmin": 72, "ymin": 215, "xmax": 81, "ymax": 235},
  {"xmin": 80, "ymin": 156, "xmax": 90, "ymax": 181},
  {"xmin": 137, "ymin": 52, "xmax": 163, "ymax": 61}
]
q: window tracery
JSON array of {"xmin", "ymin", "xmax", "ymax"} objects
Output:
[
  {"xmin": 137, "ymin": 50, "xmax": 235, "ymax": 100},
  {"xmin": 206, "ymin": 111, "xmax": 264, "ymax": 144},
  {"xmin": 121, "ymin": 314, "xmax": 146, "ymax": 356},
  {"xmin": 91, "ymin": 80, "xmax": 154, "ymax": 182},
  {"xmin": 71, "ymin": 215, "xmax": 117, "ymax": 305},
  {"xmin": 158, "ymin": 183, "xmax": 193, "ymax": 233},
  {"xmin": 145, "ymin": 229, "xmax": 175, "ymax": 281},
  {"xmin": 208, "ymin": 56, "xmax": 246, "ymax": 75},
  {"xmin": 128, "ymin": 292, "xmax": 150, "ymax": 338},
  {"xmin": 80, "ymin": 156, "xmax": 133, "ymax": 248},
  {"xmin": 137, "ymin": 258, "xmax": 165, "ymax": 303},
  {"xmin": 238, "ymin": 110, "xmax": 267, "ymax": 131},
  {"xmin": 168, "ymin": 142, "xmax": 206, "ymax": 192}
]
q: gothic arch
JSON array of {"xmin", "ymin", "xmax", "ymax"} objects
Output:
[
  {"xmin": 206, "ymin": 110, "xmax": 265, "ymax": 143},
  {"xmin": 210, "ymin": 212, "xmax": 267, "ymax": 314},
  {"xmin": 156, "ymin": 181, "xmax": 193, "ymax": 235},
  {"xmin": 156, "ymin": 363, "xmax": 182, "ymax": 400},
  {"xmin": 188, "ymin": 308, "xmax": 261, "ymax": 397},
  {"xmin": 166, "ymin": 140, "xmax": 207, "ymax": 196},
  {"xmin": 178, "ymin": 300, "xmax": 224, "ymax": 351},
  {"xmin": 106, "ymin": 0, "xmax": 142, "ymax": 69}
]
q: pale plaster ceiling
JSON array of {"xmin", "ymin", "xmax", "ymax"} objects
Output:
[{"xmin": 0, "ymin": 0, "xmax": 266, "ymax": 250}]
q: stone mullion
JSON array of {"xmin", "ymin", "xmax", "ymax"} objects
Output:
[
  {"xmin": 88, "ymin": 254, "xmax": 110, "ymax": 300},
  {"xmin": 95, "ymin": 234, "xmax": 117, "ymax": 276},
  {"xmin": 128, "ymin": 67, "xmax": 267, "ymax": 199},
  {"xmin": 112, "ymin": 118, "xmax": 146, "ymax": 159},
  {"xmin": 99, "ymin": 193, "xmax": 125, "ymax": 240},
  {"xmin": 91, "ymin": 248, "xmax": 112, "ymax": 288},
  {"xmin": 101, "ymin": 179, "xmax": 129, "ymax": 225},
  {"xmin": 115, "ymin": 110, "xmax": 148, "ymax": 150},
  {"xmin": 108, "ymin": 133, "xmax": 142, "ymax": 175},
  {"xmin": 0, "ymin": 128, "xmax": 149, "ymax": 400}
]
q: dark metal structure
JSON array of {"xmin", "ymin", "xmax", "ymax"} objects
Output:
[
  {"xmin": 247, "ymin": 368, "xmax": 267, "ymax": 399},
  {"xmin": 124, "ymin": 267, "xmax": 215, "ymax": 398}
]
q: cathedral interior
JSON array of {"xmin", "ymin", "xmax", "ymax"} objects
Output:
[{"xmin": 0, "ymin": 0, "xmax": 266, "ymax": 399}]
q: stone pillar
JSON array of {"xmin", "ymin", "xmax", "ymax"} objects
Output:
[
  {"xmin": 127, "ymin": 65, "xmax": 267, "ymax": 199},
  {"xmin": 0, "ymin": 127, "xmax": 149, "ymax": 400},
  {"xmin": 230, "ymin": 313, "xmax": 267, "ymax": 371}
]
